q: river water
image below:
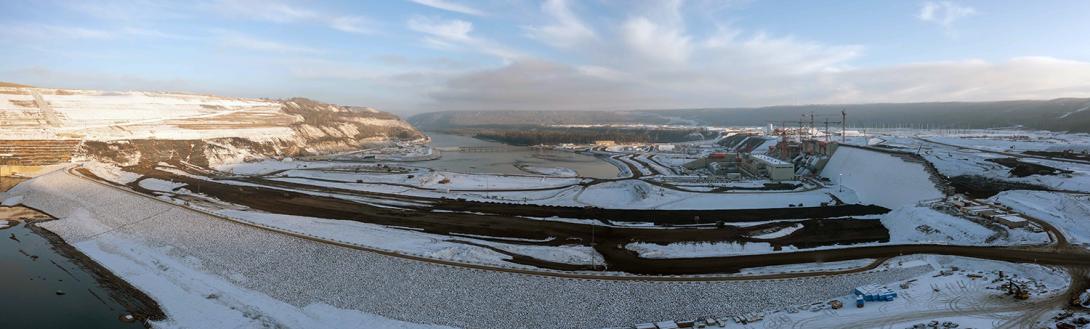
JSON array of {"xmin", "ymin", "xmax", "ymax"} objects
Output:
[
  {"xmin": 413, "ymin": 132, "xmax": 621, "ymax": 179},
  {"xmin": 0, "ymin": 219, "xmax": 145, "ymax": 328}
]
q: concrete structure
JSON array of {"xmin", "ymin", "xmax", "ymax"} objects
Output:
[
  {"xmin": 745, "ymin": 154, "xmax": 795, "ymax": 181},
  {"xmin": 594, "ymin": 140, "xmax": 616, "ymax": 146}
]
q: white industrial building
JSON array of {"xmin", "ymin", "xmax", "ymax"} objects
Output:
[{"xmin": 746, "ymin": 154, "xmax": 796, "ymax": 181}]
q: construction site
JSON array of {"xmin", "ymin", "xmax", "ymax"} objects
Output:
[{"xmin": 3, "ymin": 85, "xmax": 1090, "ymax": 329}]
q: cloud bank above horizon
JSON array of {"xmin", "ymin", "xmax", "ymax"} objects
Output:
[{"xmin": 2, "ymin": 0, "xmax": 1089, "ymax": 115}]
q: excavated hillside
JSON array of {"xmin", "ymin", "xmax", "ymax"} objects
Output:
[{"xmin": 0, "ymin": 85, "xmax": 425, "ymax": 168}]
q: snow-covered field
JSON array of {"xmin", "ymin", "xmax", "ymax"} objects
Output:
[
  {"xmin": 993, "ymin": 190, "xmax": 1090, "ymax": 246},
  {"xmin": 275, "ymin": 168, "xmax": 585, "ymax": 190},
  {"xmin": 576, "ymin": 179, "xmax": 844, "ymax": 210},
  {"xmin": 626, "ymin": 241, "xmax": 793, "ymax": 258},
  {"xmin": 8, "ymin": 169, "xmax": 939, "ymax": 329},
  {"xmin": 217, "ymin": 209, "xmax": 604, "ymax": 269},
  {"xmin": 746, "ymin": 255, "xmax": 1071, "ymax": 329},
  {"xmin": 881, "ymin": 206, "xmax": 1049, "ymax": 246}
]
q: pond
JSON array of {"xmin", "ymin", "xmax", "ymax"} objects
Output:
[
  {"xmin": 0, "ymin": 207, "xmax": 152, "ymax": 328},
  {"xmin": 410, "ymin": 132, "xmax": 621, "ymax": 179}
]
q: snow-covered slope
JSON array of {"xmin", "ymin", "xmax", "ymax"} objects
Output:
[
  {"xmin": 821, "ymin": 146, "xmax": 943, "ymax": 209},
  {"xmin": 0, "ymin": 85, "xmax": 424, "ymax": 167},
  {"xmin": 992, "ymin": 190, "xmax": 1090, "ymax": 246}
]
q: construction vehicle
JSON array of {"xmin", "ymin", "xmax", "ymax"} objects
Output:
[
  {"xmin": 1072, "ymin": 289, "xmax": 1090, "ymax": 308},
  {"xmin": 828, "ymin": 300, "xmax": 843, "ymax": 310},
  {"xmin": 1005, "ymin": 279, "xmax": 1030, "ymax": 300}
]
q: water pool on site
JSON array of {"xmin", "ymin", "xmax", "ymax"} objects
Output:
[
  {"xmin": 411, "ymin": 132, "xmax": 622, "ymax": 179},
  {"xmin": 0, "ymin": 221, "xmax": 147, "ymax": 328}
]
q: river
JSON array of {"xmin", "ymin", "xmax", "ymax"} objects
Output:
[{"xmin": 411, "ymin": 132, "xmax": 621, "ymax": 179}]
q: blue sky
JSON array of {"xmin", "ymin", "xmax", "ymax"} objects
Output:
[{"xmin": 2, "ymin": 0, "xmax": 1089, "ymax": 115}]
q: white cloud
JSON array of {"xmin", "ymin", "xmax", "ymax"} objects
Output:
[
  {"xmin": 524, "ymin": 0, "xmax": 596, "ymax": 48},
  {"xmin": 328, "ymin": 16, "xmax": 373, "ymax": 34},
  {"xmin": 212, "ymin": 0, "xmax": 374, "ymax": 34},
  {"xmin": 217, "ymin": 32, "xmax": 323, "ymax": 54},
  {"xmin": 0, "ymin": 24, "xmax": 195, "ymax": 41},
  {"xmin": 918, "ymin": 1, "xmax": 976, "ymax": 27},
  {"xmin": 407, "ymin": 16, "xmax": 474, "ymax": 42},
  {"xmin": 407, "ymin": 16, "xmax": 520, "ymax": 59},
  {"xmin": 621, "ymin": 17, "xmax": 692, "ymax": 65},
  {"xmin": 828, "ymin": 57, "xmax": 1090, "ymax": 104},
  {"xmin": 3, "ymin": 24, "xmax": 117, "ymax": 39},
  {"xmin": 407, "ymin": 0, "xmax": 486, "ymax": 17}
]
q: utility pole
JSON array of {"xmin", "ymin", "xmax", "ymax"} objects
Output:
[
  {"xmin": 798, "ymin": 115, "xmax": 804, "ymax": 143},
  {"xmin": 809, "ymin": 111, "xmax": 815, "ymax": 140},
  {"xmin": 824, "ymin": 118, "xmax": 830, "ymax": 143},
  {"xmin": 841, "ymin": 110, "xmax": 847, "ymax": 143}
]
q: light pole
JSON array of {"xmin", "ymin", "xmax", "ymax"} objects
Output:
[{"xmin": 838, "ymin": 173, "xmax": 845, "ymax": 193}]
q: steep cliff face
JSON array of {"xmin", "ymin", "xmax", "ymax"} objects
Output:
[{"xmin": 0, "ymin": 85, "xmax": 425, "ymax": 168}]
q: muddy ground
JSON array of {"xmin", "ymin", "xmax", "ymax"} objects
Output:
[{"xmin": 986, "ymin": 157, "xmax": 1072, "ymax": 177}]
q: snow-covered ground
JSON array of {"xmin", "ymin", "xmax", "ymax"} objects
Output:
[
  {"xmin": 0, "ymin": 88, "xmax": 294, "ymax": 141},
  {"xmin": 238, "ymin": 162, "xmax": 847, "ymax": 210},
  {"xmin": 625, "ymin": 241, "xmax": 814, "ymax": 258},
  {"xmin": 744, "ymin": 255, "xmax": 1071, "ymax": 329},
  {"xmin": 737, "ymin": 259, "xmax": 874, "ymax": 275},
  {"xmin": 9, "ymin": 169, "xmax": 940, "ymax": 329},
  {"xmin": 749, "ymin": 223, "xmax": 803, "ymax": 239},
  {"xmin": 513, "ymin": 164, "xmax": 578, "ymax": 177},
  {"xmin": 275, "ymin": 168, "xmax": 585, "ymax": 190},
  {"xmin": 576, "ymin": 179, "xmax": 843, "ymax": 210},
  {"xmin": 217, "ymin": 209, "xmax": 604, "ymax": 269},
  {"xmin": 881, "ymin": 206, "xmax": 1049, "ymax": 246},
  {"xmin": 992, "ymin": 190, "xmax": 1090, "ymax": 247},
  {"xmin": 821, "ymin": 146, "xmax": 943, "ymax": 209}
]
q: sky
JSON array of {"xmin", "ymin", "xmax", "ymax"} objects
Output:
[{"xmin": 1, "ymin": 0, "xmax": 1089, "ymax": 116}]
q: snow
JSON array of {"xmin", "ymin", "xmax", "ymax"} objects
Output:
[
  {"xmin": 626, "ymin": 241, "xmax": 791, "ymax": 258},
  {"xmin": 277, "ymin": 168, "xmax": 583, "ymax": 190},
  {"xmin": 577, "ymin": 180, "xmax": 838, "ymax": 210},
  {"xmin": 10, "ymin": 169, "xmax": 941, "ymax": 329},
  {"xmin": 2, "ymin": 195, "xmax": 23, "ymax": 206},
  {"xmin": 880, "ymin": 206, "xmax": 1048, "ymax": 246},
  {"xmin": 992, "ymin": 190, "xmax": 1090, "ymax": 246},
  {"xmin": 749, "ymin": 223, "xmax": 803, "ymax": 239},
  {"xmin": 1, "ymin": 88, "xmax": 297, "ymax": 141},
  {"xmin": 821, "ymin": 146, "xmax": 943, "ymax": 209},
  {"xmin": 514, "ymin": 164, "xmax": 578, "ymax": 177},
  {"xmin": 138, "ymin": 178, "xmax": 186, "ymax": 193},
  {"xmin": 738, "ymin": 259, "xmax": 874, "ymax": 275},
  {"xmin": 251, "ymin": 165, "xmax": 841, "ymax": 210},
  {"xmin": 882, "ymin": 206, "xmax": 993, "ymax": 244},
  {"xmin": 83, "ymin": 161, "xmax": 142, "ymax": 184},
  {"xmin": 217, "ymin": 209, "xmax": 604, "ymax": 268},
  {"xmin": 745, "ymin": 255, "xmax": 1070, "ymax": 329}
]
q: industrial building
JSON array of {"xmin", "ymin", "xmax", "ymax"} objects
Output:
[
  {"xmin": 743, "ymin": 154, "xmax": 796, "ymax": 181},
  {"xmin": 943, "ymin": 195, "xmax": 1033, "ymax": 229}
]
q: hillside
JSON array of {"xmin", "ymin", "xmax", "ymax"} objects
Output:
[
  {"xmin": 0, "ymin": 84, "xmax": 424, "ymax": 167},
  {"xmin": 410, "ymin": 98, "xmax": 1090, "ymax": 133}
]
